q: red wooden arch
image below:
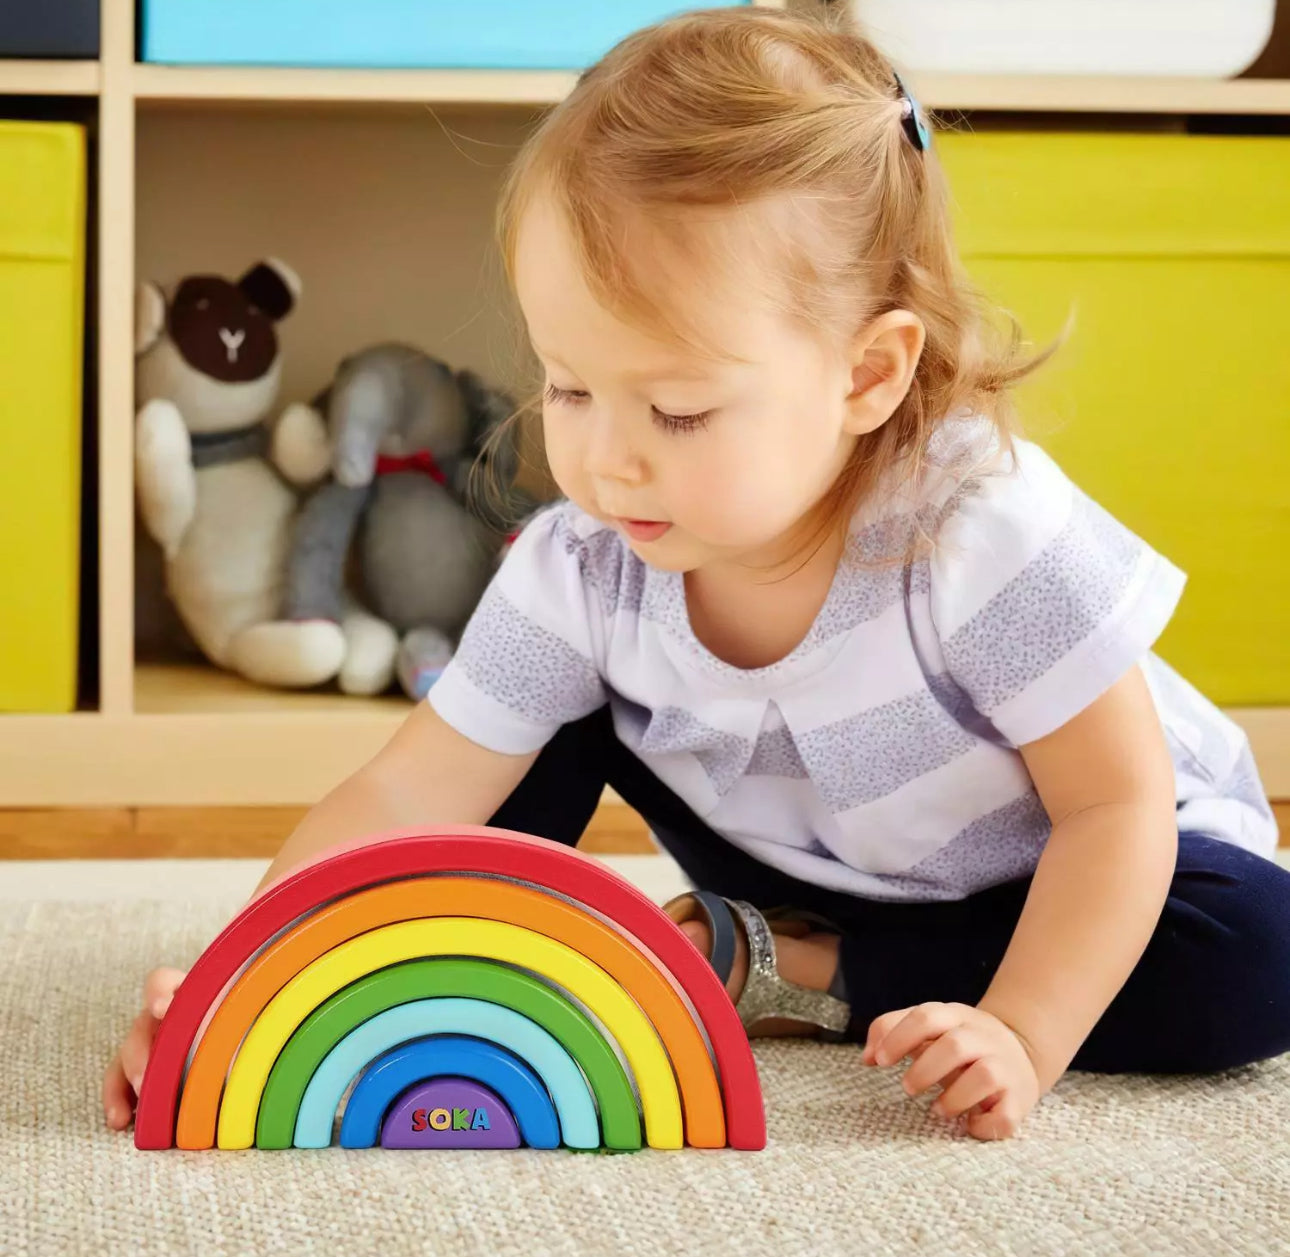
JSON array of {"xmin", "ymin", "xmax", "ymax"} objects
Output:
[{"xmin": 134, "ymin": 825, "xmax": 765, "ymax": 1150}]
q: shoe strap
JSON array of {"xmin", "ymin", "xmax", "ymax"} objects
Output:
[
  {"xmin": 684, "ymin": 890, "xmax": 738, "ymax": 987},
  {"xmin": 725, "ymin": 899, "xmax": 851, "ymax": 1036}
]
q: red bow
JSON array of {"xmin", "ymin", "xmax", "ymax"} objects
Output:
[
  {"xmin": 374, "ymin": 449, "xmax": 522, "ymax": 548},
  {"xmin": 374, "ymin": 449, "xmax": 447, "ymax": 484}
]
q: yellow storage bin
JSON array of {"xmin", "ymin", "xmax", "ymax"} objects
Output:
[
  {"xmin": 0, "ymin": 121, "xmax": 86, "ymax": 712},
  {"xmin": 938, "ymin": 133, "xmax": 1290, "ymax": 706}
]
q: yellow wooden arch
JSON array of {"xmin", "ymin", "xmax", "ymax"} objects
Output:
[{"xmin": 216, "ymin": 917, "xmax": 685, "ymax": 1148}]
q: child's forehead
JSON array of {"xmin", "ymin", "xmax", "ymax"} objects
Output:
[{"xmin": 514, "ymin": 192, "xmax": 790, "ymax": 369}]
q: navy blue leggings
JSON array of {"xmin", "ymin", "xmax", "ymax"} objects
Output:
[{"xmin": 488, "ymin": 706, "xmax": 1290, "ymax": 1074}]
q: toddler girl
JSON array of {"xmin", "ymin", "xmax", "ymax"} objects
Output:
[{"xmin": 105, "ymin": 6, "xmax": 1289, "ymax": 1143}]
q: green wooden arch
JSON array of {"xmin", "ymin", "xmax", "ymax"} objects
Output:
[{"xmin": 255, "ymin": 957, "xmax": 643, "ymax": 1150}]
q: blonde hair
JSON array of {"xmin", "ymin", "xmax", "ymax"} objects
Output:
[{"xmin": 486, "ymin": 5, "xmax": 1046, "ymax": 569}]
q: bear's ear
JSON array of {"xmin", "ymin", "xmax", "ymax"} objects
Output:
[
  {"xmin": 237, "ymin": 257, "xmax": 301, "ymax": 321},
  {"xmin": 134, "ymin": 280, "xmax": 167, "ymax": 356}
]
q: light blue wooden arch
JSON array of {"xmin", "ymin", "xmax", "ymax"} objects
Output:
[{"xmin": 293, "ymin": 998, "xmax": 601, "ymax": 1148}]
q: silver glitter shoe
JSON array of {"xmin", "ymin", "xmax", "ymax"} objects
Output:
[{"xmin": 663, "ymin": 891, "xmax": 851, "ymax": 1040}]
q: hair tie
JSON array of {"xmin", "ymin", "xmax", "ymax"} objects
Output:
[{"xmin": 892, "ymin": 70, "xmax": 930, "ymax": 153}]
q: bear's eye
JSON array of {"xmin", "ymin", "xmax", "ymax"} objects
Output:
[{"xmin": 196, "ymin": 298, "xmax": 210, "ymax": 311}]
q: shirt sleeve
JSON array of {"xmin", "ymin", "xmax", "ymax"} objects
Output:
[
  {"xmin": 427, "ymin": 502, "xmax": 609, "ymax": 754},
  {"xmin": 927, "ymin": 436, "xmax": 1187, "ymax": 747}
]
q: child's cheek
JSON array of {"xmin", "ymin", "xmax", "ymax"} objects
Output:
[
  {"xmin": 540, "ymin": 416, "xmax": 586, "ymax": 499},
  {"xmin": 676, "ymin": 450, "xmax": 773, "ymax": 545}
]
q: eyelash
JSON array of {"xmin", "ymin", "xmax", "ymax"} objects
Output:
[{"xmin": 542, "ymin": 383, "xmax": 712, "ymax": 435}]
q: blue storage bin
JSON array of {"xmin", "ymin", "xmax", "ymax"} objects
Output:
[{"xmin": 141, "ymin": 1, "xmax": 755, "ymax": 70}]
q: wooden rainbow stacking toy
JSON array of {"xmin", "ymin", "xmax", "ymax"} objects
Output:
[{"xmin": 134, "ymin": 825, "xmax": 765, "ymax": 1152}]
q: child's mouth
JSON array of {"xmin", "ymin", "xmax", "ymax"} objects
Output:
[{"xmin": 617, "ymin": 518, "xmax": 672, "ymax": 543}]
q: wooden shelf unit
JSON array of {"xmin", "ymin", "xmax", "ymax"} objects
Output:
[{"xmin": 0, "ymin": 0, "xmax": 1287, "ymax": 810}]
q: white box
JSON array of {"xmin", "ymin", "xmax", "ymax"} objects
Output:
[{"xmin": 851, "ymin": 1, "xmax": 1275, "ymax": 77}]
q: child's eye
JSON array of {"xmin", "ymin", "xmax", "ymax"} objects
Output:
[
  {"xmin": 651, "ymin": 407, "xmax": 712, "ymax": 435},
  {"xmin": 543, "ymin": 382, "xmax": 588, "ymax": 407},
  {"xmin": 544, "ymin": 382, "xmax": 710, "ymax": 434}
]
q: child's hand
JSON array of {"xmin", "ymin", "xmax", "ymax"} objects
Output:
[
  {"xmin": 102, "ymin": 966, "xmax": 188, "ymax": 1132},
  {"xmin": 861, "ymin": 1001, "xmax": 1042, "ymax": 1141}
]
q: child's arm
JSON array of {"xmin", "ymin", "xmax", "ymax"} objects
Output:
[
  {"xmin": 248, "ymin": 699, "xmax": 542, "ymax": 901},
  {"xmin": 104, "ymin": 701, "xmax": 539, "ymax": 1132},
  {"xmin": 873, "ymin": 435, "xmax": 1194, "ymax": 1138},
  {"xmin": 864, "ymin": 663, "xmax": 1178, "ymax": 1138},
  {"xmin": 976, "ymin": 662, "xmax": 1177, "ymax": 1077}
]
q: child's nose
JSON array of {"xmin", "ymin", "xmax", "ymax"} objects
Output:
[{"xmin": 584, "ymin": 411, "xmax": 646, "ymax": 483}]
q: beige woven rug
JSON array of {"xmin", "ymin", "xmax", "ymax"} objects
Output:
[{"xmin": 3, "ymin": 894, "xmax": 1289, "ymax": 1256}]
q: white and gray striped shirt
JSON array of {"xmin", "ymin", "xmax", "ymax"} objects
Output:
[{"xmin": 429, "ymin": 419, "xmax": 1278, "ymax": 901}]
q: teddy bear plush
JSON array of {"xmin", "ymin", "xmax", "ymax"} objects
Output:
[
  {"xmin": 274, "ymin": 343, "xmax": 533, "ymax": 699},
  {"xmin": 133, "ymin": 259, "xmax": 346, "ymax": 687}
]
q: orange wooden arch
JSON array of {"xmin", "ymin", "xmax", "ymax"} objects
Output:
[{"xmin": 176, "ymin": 876, "xmax": 726, "ymax": 1149}]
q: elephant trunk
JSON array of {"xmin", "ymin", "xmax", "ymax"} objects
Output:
[{"xmin": 330, "ymin": 364, "xmax": 401, "ymax": 488}]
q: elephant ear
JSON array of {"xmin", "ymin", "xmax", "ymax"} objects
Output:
[
  {"xmin": 455, "ymin": 369, "xmax": 516, "ymax": 454},
  {"xmin": 453, "ymin": 368, "xmax": 530, "ymax": 531}
]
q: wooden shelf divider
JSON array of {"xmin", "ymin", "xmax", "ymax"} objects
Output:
[
  {"xmin": 0, "ymin": 59, "xmax": 99, "ymax": 96},
  {"xmin": 131, "ymin": 64, "xmax": 578, "ymax": 106},
  {"xmin": 5, "ymin": 54, "xmax": 1290, "ymax": 114},
  {"xmin": 123, "ymin": 65, "xmax": 1290, "ymax": 115},
  {"xmin": 0, "ymin": 664, "xmax": 1281, "ymax": 807},
  {"xmin": 919, "ymin": 73, "xmax": 1290, "ymax": 116}
]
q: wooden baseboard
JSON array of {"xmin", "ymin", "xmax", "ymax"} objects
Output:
[
  {"xmin": 0, "ymin": 801, "xmax": 1284, "ymax": 860},
  {"xmin": 0, "ymin": 801, "xmax": 658, "ymax": 859}
]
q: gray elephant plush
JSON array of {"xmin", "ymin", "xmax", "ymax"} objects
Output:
[{"xmin": 278, "ymin": 343, "xmax": 532, "ymax": 699}]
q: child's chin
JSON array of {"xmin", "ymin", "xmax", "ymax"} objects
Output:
[{"xmin": 626, "ymin": 533, "xmax": 695, "ymax": 571}]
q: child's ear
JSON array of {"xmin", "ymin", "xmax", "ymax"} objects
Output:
[{"xmin": 842, "ymin": 310, "xmax": 926, "ymax": 436}]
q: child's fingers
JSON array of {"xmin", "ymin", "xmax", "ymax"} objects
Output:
[
  {"xmin": 102, "ymin": 1052, "xmax": 134, "ymax": 1130},
  {"xmin": 143, "ymin": 966, "xmax": 186, "ymax": 1019},
  {"xmin": 103, "ymin": 967, "xmax": 186, "ymax": 1132},
  {"xmin": 118, "ymin": 1008, "xmax": 158, "ymax": 1099},
  {"xmin": 966, "ymin": 1095, "xmax": 1022, "ymax": 1142},
  {"xmin": 930, "ymin": 1058, "xmax": 1006, "ymax": 1120},
  {"xmin": 861, "ymin": 1006, "xmax": 915, "ymax": 1063},
  {"xmin": 901, "ymin": 1029, "xmax": 983, "ymax": 1098},
  {"xmin": 866, "ymin": 1006, "xmax": 928, "ymax": 1068},
  {"xmin": 871, "ymin": 1002, "xmax": 964, "ymax": 1067}
]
